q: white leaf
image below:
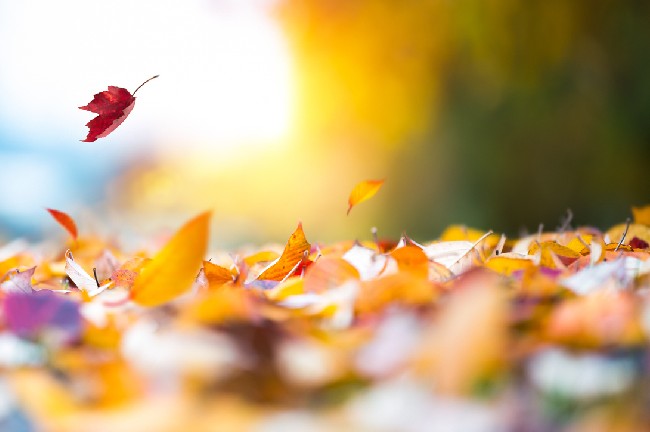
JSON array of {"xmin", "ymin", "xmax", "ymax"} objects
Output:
[
  {"xmin": 65, "ymin": 250, "xmax": 112, "ymax": 295},
  {"xmin": 342, "ymin": 243, "xmax": 396, "ymax": 280},
  {"xmin": 0, "ymin": 266, "xmax": 35, "ymax": 294},
  {"xmin": 560, "ymin": 258, "xmax": 639, "ymax": 295}
]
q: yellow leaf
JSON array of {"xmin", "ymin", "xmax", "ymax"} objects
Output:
[
  {"xmin": 607, "ymin": 223, "xmax": 650, "ymax": 247},
  {"xmin": 528, "ymin": 241, "xmax": 580, "ymax": 268},
  {"xmin": 258, "ymin": 223, "xmax": 311, "ymax": 281},
  {"xmin": 131, "ymin": 211, "xmax": 211, "ymax": 307},
  {"xmin": 632, "ymin": 205, "xmax": 650, "ymax": 226},
  {"xmin": 565, "ymin": 234, "xmax": 593, "ymax": 254},
  {"xmin": 243, "ymin": 250, "xmax": 280, "ymax": 267},
  {"xmin": 265, "ymin": 277, "xmax": 305, "ymax": 301},
  {"xmin": 182, "ymin": 284, "xmax": 258, "ymax": 325},
  {"xmin": 347, "ymin": 179, "xmax": 384, "ymax": 215},
  {"xmin": 485, "ymin": 255, "xmax": 534, "ymax": 275}
]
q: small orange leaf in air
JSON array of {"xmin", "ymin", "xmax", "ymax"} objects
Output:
[
  {"xmin": 131, "ymin": 211, "xmax": 211, "ymax": 307},
  {"xmin": 347, "ymin": 179, "xmax": 384, "ymax": 215},
  {"xmin": 258, "ymin": 223, "xmax": 311, "ymax": 281},
  {"xmin": 203, "ymin": 260, "xmax": 236, "ymax": 288},
  {"xmin": 45, "ymin": 208, "xmax": 78, "ymax": 240}
]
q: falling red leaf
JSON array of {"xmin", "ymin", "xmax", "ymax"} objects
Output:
[
  {"xmin": 45, "ymin": 208, "xmax": 78, "ymax": 240},
  {"xmin": 79, "ymin": 75, "xmax": 158, "ymax": 142}
]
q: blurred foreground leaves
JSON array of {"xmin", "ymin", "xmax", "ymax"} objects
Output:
[{"xmin": 1, "ymin": 206, "xmax": 650, "ymax": 431}]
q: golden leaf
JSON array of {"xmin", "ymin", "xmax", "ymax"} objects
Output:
[
  {"xmin": 347, "ymin": 179, "xmax": 385, "ymax": 215},
  {"xmin": 131, "ymin": 211, "xmax": 211, "ymax": 307}
]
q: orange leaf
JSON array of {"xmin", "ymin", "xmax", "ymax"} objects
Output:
[
  {"xmin": 390, "ymin": 245, "xmax": 429, "ymax": 278},
  {"xmin": 356, "ymin": 272, "xmax": 436, "ymax": 314},
  {"xmin": 303, "ymin": 257, "xmax": 360, "ymax": 293},
  {"xmin": 347, "ymin": 179, "xmax": 384, "ymax": 215},
  {"xmin": 45, "ymin": 208, "xmax": 78, "ymax": 240},
  {"xmin": 632, "ymin": 205, "xmax": 650, "ymax": 226},
  {"xmin": 258, "ymin": 223, "xmax": 311, "ymax": 281},
  {"xmin": 131, "ymin": 211, "xmax": 211, "ymax": 307},
  {"xmin": 111, "ymin": 257, "xmax": 149, "ymax": 289},
  {"xmin": 182, "ymin": 285, "xmax": 258, "ymax": 325},
  {"xmin": 203, "ymin": 260, "xmax": 236, "ymax": 288}
]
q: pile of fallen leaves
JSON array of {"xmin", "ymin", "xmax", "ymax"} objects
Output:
[{"xmin": 0, "ymin": 205, "xmax": 649, "ymax": 432}]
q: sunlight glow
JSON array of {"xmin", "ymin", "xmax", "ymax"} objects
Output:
[{"xmin": 0, "ymin": 0, "xmax": 293, "ymax": 155}]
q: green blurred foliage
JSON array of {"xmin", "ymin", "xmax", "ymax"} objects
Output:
[{"xmin": 277, "ymin": 0, "xmax": 650, "ymax": 238}]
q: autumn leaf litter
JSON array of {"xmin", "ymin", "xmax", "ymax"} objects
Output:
[{"xmin": 0, "ymin": 205, "xmax": 648, "ymax": 431}]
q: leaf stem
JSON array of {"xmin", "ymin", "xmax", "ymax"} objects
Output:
[
  {"xmin": 615, "ymin": 218, "xmax": 631, "ymax": 251},
  {"xmin": 133, "ymin": 75, "xmax": 160, "ymax": 95}
]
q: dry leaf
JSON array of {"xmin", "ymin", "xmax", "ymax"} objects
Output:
[
  {"xmin": 347, "ymin": 179, "xmax": 385, "ymax": 215},
  {"xmin": 257, "ymin": 223, "xmax": 311, "ymax": 281},
  {"xmin": 65, "ymin": 250, "xmax": 112, "ymax": 296},
  {"xmin": 79, "ymin": 75, "xmax": 158, "ymax": 142},
  {"xmin": 485, "ymin": 254, "xmax": 534, "ymax": 276},
  {"xmin": 111, "ymin": 257, "xmax": 149, "ymax": 289},
  {"xmin": 356, "ymin": 272, "xmax": 436, "ymax": 314},
  {"xmin": 303, "ymin": 257, "xmax": 360, "ymax": 293},
  {"xmin": 182, "ymin": 284, "xmax": 258, "ymax": 325},
  {"xmin": 528, "ymin": 241, "xmax": 581, "ymax": 268},
  {"xmin": 1, "ymin": 266, "xmax": 36, "ymax": 294},
  {"xmin": 131, "ymin": 211, "xmax": 211, "ymax": 307},
  {"xmin": 203, "ymin": 260, "xmax": 236, "ymax": 288},
  {"xmin": 390, "ymin": 245, "xmax": 429, "ymax": 278}
]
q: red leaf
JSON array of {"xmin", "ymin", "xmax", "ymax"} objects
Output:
[
  {"xmin": 45, "ymin": 208, "xmax": 78, "ymax": 240},
  {"xmin": 79, "ymin": 75, "xmax": 158, "ymax": 142}
]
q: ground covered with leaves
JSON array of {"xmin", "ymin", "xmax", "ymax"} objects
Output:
[{"xmin": 1, "ymin": 207, "xmax": 650, "ymax": 432}]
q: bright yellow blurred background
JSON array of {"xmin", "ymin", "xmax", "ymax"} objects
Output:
[{"xmin": 0, "ymin": 0, "xmax": 648, "ymax": 245}]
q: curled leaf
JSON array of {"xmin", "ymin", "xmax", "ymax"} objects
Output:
[
  {"xmin": 1, "ymin": 266, "xmax": 36, "ymax": 294},
  {"xmin": 131, "ymin": 211, "xmax": 211, "ymax": 307},
  {"xmin": 65, "ymin": 250, "xmax": 112, "ymax": 296},
  {"xmin": 258, "ymin": 223, "xmax": 311, "ymax": 281},
  {"xmin": 347, "ymin": 179, "xmax": 385, "ymax": 215},
  {"xmin": 79, "ymin": 75, "xmax": 158, "ymax": 142},
  {"xmin": 45, "ymin": 208, "xmax": 78, "ymax": 240}
]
